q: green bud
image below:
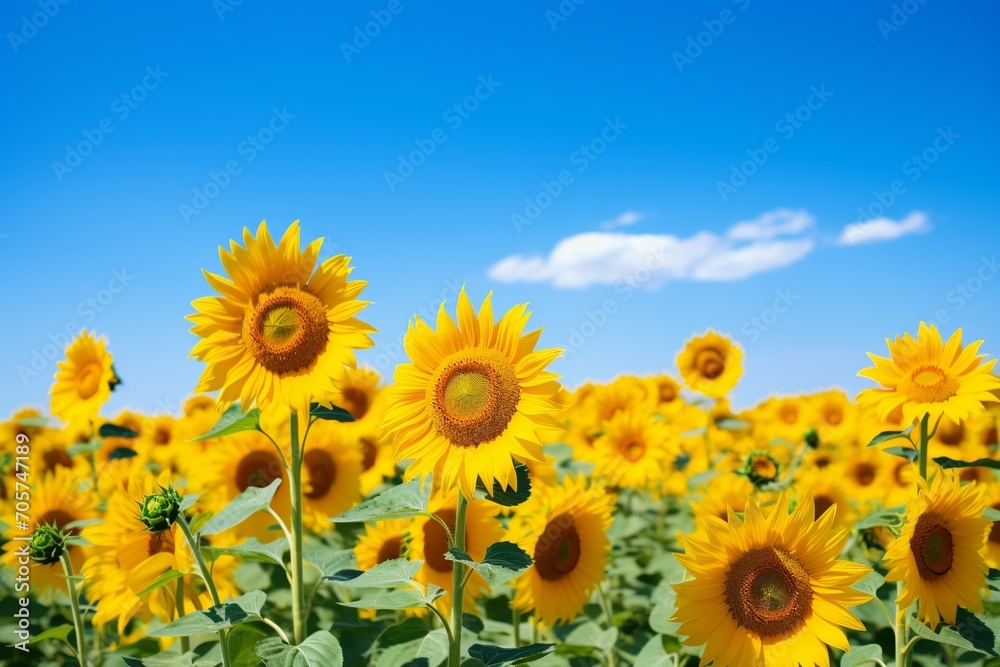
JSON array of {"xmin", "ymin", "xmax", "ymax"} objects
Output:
[
  {"xmin": 29, "ymin": 524, "xmax": 69, "ymax": 565},
  {"xmin": 744, "ymin": 450, "xmax": 780, "ymax": 489},
  {"xmin": 137, "ymin": 485, "xmax": 182, "ymax": 533},
  {"xmin": 804, "ymin": 428, "xmax": 820, "ymax": 449}
]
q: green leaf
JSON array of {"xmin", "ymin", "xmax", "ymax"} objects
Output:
[
  {"xmin": 883, "ymin": 446, "xmax": 919, "ymax": 462},
  {"xmin": 480, "ymin": 461, "xmax": 532, "ymax": 507},
  {"xmin": 330, "ymin": 478, "xmax": 430, "ymax": 523},
  {"xmin": 309, "ymin": 403, "xmax": 356, "ymax": 422},
  {"xmin": 907, "ymin": 608, "xmax": 998, "ymax": 656},
  {"xmin": 188, "ymin": 511, "xmax": 215, "ymax": 534},
  {"xmin": 200, "ymin": 478, "xmax": 282, "ymax": 536},
  {"xmin": 99, "ymin": 423, "xmax": 139, "ymax": 438},
  {"xmin": 18, "ymin": 416, "xmax": 48, "ymax": 428},
  {"xmin": 467, "ymin": 643, "xmax": 555, "ymax": 666},
  {"xmin": 376, "ymin": 617, "xmax": 432, "ymax": 648},
  {"xmin": 68, "ymin": 439, "xmax": 103, "ymax": 456},
  {"xmin": 339, "ymin": 587, "xmax": 440, "ymax": 610},
  {"xmin": 866, "ymin": 426, "xmax": 914, "ymax": 448},
  {"xmin": 416, "ymin": 628, "xmax": 450, "ymax": 667},
  {"xmin": 934, "ymin": 456, "xmax": 1000, "ymax": 470},
  {"xmin": 302, "ymin": 544, "xmax": 356, "ymax": 578},
  {"xmin": 190, "ymin": 404, "xmax": 262, "ymax": 441},
  {"xmin": 462, "ymin": 614, "xmax": 485, "ymax": 634},
  {"xmin": 256, "ymin": 630, "xmax": 344, "ymax": 667},
  {"xmin": 180, "ymin": 492, "xmax": 202, "ymax": 511},
  {"xmin": 715, "ymin": 417, "xmax": 751, "ymax": 431},
  {"xmin": 28, "ymin": 624, "xmax": 74, "ymax": 645},
  {"xmin": 633, "ymin": 636, "xmax": 673, "ymax": 667},
  {"xmin": 108, "ymin": 446, "xmax": 138, "ymax": 461},
  {"xmin": 852, "ymin": 570, "xmax": 886, "ymax": 597},
  {"xmin": 136, "ymin": 569, "xmax": 186, "ymax": 597},
  {"xmin": 840, "ymin": 644, "xmax": 884, "ymax": 667},
  {"xmin": 986, "ymin": 508, "xmax": 1000, "ymax": 522},
  {"xmin": 228, "ymin": 626, "xmax": 270, "ymax": 667},
  {"xmin": 855, "ymin": 505, "xmax": 905, "ymax": 531},
  {"xmin": 202, "ymin": 537, "xmax": 288, "ymax": 568},
  {"xmin": 149, "ymin": 591, "xmax": 266, "ymax": 637},
  {"xmin": 562, "ymin": 622, "xmax": 617, "ymax": 652},
  {"xmin": 445, "ymin": 542, "xmax": 532, "ymax": 587},
  {"xmin": 334, "ymin": 558, "xmax": 422, "ymax": 588}
]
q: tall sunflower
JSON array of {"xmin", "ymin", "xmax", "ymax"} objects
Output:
[
  {"xmin": 510, "ymin": 475, "xmax": 614, "ymax": 625},
  {"xmin": 676, "ymin": 330, "xmax": 743, "ymax": 398},
  {"xmin": 858, "ymin": 322, "xmax": 1000, "ymax": 425},
  {"xmin": 672, "ymin": 493, "xmax": 872, "ymax": 666},
  {"xmin": 383, "ymin": 289, "xmax": 563, "ymax": 498},
  {"xmin": 188, "ymin": 221, "xmax": 375, "ymax": 421},
  {"xmin": 50, "ymin": 330, "xmax": 117, "ymax": 426},
  {"xmin": 884, "ymin": 469, "xmax": 990, "ymax": 626}
]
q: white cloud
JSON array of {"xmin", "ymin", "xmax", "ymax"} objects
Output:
[
  {"xmin": 600, "ymin": 210, "xmax": 643, "ymax": 230},
  {"xmin": 487, "ymin": 209, "xmax": 817, "ymax": 289},
  {"xmin": 837, "ymin": 211, "xmax": 930, "ymax": 246}
]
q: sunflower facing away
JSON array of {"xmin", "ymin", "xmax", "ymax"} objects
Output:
[
  {"xmin": 50, "ymin": 330, "xmax": 117, "ymax": 426},
  {"xmin": 884, "ymin": 469, "xmax": 990, "ymax": 627},
  {"xmin": 676, "ymin": 330, "xmax": 743, "ymax": 398},
  {"xmin": 382, "ymin": 289, "xmax": 563, "ymax": 498},
  {"xmin": 672, "ymin": 493, "xmax": 872, "ymax": 667},
  {"xmin": 857, "ymin": 322, "xmax": 1000, "ymax": 425},
  {"xmin": 188, "ymin": 221, "xmax": 375, "ymax": 421}
]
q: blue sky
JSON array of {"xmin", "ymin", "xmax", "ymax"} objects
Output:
[{"xmin": 2, "ymin": 1, "xmax": 998, "ymax": 417}]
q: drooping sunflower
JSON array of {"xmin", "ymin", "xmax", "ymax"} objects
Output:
[
  {"xmin": 510, "ymin": 475, "xmax": 615, "ymax": 625},
  {"xmin": 50, "ymin": 330, "xmax": 117, "ymax": 427},
  {"xmin": 884, "ymin": 469, "xmax": 990, "ymax": 627},
  {"xmin": 672, "ymin": 493, "xmax": 872, "ymax": 666},
  {"xmin": 188, "ymin": 221, "xmax": 375, "ymax": 421},
  {"xmin": 383, "ymin": 289, "xmax": 563, "ymax": 498},
  {"xmin": 858, "ymin": 322, "xmax": 1000, "ymax": 425},
  {"xmin": 676, "ymin": 330, "xmax": 743, "ymax": 398},
  {"xmin": 591, "ymin": 408, "xmax": 674, "ymax": 492}
]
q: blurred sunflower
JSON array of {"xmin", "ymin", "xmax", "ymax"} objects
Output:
[
  {"xmin": 646, "ymin": 374, "xmax": 685, "ymax": 415},
  {"xmin": 797, "ymin": 470, "xmax": 858, "ymax": 531},
  {"xmin": 810, "ymin": 390, "xmax": 857, "ymax": 447},
  {"xmin": 763, "ymin": 396, "xmax": 814, "ymax": 444},
  {"xmin": 188, "ymin": 221, "xmax": 375, "ymax": 421},
  {"xmin": 355, "ymin": 519, "xmax": 411, "ymax": 570},
  {"xmin": 591, "ymin": 408, "xmax": 673, "ymax": 492},
  {"xmin": 858, "ymin": 322, "xmax": 1000, "ymax": 425},
  {"xmin": 676, "ymin": 330, "xmax": 742, "ymax": 398},
  {"xmin": 383, "ymin": 289, "xmax": 563, "ymax": 498},
  {"xmin": 50, "ymin": 330, "xmax": 117, "ymax": 427},
  {"xmin": 672, "ymin": 493, "xmax": 871, "ymax": 666},
  {"xmin": 982, "ymin": 484, "xmax": 1000, "ymax": 569},
  {"xmin": 300, "ymin": 419, "xmax": 363, "ymax": 530},
  {"xmin": 692, "ymin": 473, "xmax": 755, "ymax": 522},
  {"xmin": 510, "ymin": 475, "xmax": 614, "ymax": 625},
  {"xmin": 884, "ymin": 469, "xmax": 990, "ymax": 626},
  {"xmin": 841, "ymin": 447, "xmax": 890, "ymax": 504},
  {"xmin": 330, "ymin": 366, "xmax": 383, "ymax": 427}
]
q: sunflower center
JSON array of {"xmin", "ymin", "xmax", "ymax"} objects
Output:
[
  {"xmin": 936, "ymin": 418, "xmax": 963, "ymax": 446},
  {"xmin": 694, "ymin": 348, "xmax": 725, "ymax": 379},
  {"xmin": 42, "ymin": 449, "xmax": 73, "ymax": 472},
  {"xmin": 778, "ymin": 405, "xmax": 798, "ymax": 424},
  {"xmin": 989, "ymin": 504, "xmax": 1000, "ymax": 545},
  {"xmin": 659, "ymin": 383, "xmax": 678, "ymax": 403},
  {"xmin": 725, "ymin": 547, "xmax": 812, "ymax": 637},
  {"xmin": 360, "ymin": 437, "xmax": 378, "ymax": 471},
  {"xmin": 911, "ymin": 512, "xmax": 954, "ymax": 580},
  {"xmin": 340, "ymin": 386, "xmax": 371, "ymax": 420},
  {"xmin": 37, "ymin": 509, "xmax": 78, "ymax": 534},
  {"xmin": 243, "ymin": 286, "xmax": 329, "ymax": 374},
  {"xmin": 814, "ymin": 495, "xmax": 834, "ymax": 519},
  {"xmin": 534, "ymin": 513, "xmax": 581, "ymax": 581},
  {"xmin": 376, "ymin": 536, "xmax": 403, "ymax": 563},
  {"xmin": 424, "ymin": 509, "xmax": 456, "ymax": 573},
  {"xmin": 148, "ymin": 529, "xmax": 176, "ymax": 557},
  {"xmin": 824, "ymin": 407, "xmax": 843, "ymax": 425},
  {"xmin": 813, "ymin": 453, "xmax": 831, "ymax": 469},
  {"xmin": 235, "ymin": 449, "xmax": 283, "ymax": 492},
  {"xmin": 76, "ymin": 362, "xmax": 104, "ymax": 399},
  {"xmin": 752, "ymin": 456, "xmax": 777, "ymax": 480},
  {"xmin": 621, "ymin": 440, "xmax": 646, "ymax": 463},
  {"xmin": 852, "ymin": 462, "xmax": 876, "ymax": 486},
  {"xmin": 430, "ymin": 350, "xmax": 520, "ymax": 448},
  {"xmin": 153, "ymin": 426, "xmax": 171, "ymax": 445},
  {"xmin": 303, "ymin": 449, "xmax": 337, "ymax": 500},
  {"xmin": 904, "ymin": 365, "xmax": 959, "ymax": 404}
]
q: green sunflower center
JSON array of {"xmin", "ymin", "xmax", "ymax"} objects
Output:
[
  {"xmin": 430, "ymin": 350, "xmax": 521, "ymax": 448},
  {"xmin": 725, "ymin": 547, "xmax": 812, "ymax": 637},
  {"xmin": 535, "ymin": 513, "xmax": 581, "ymax": 581},
  {"xmin": 911, "ymin": 512, "xmax": 954, "ymax": 579},
  {"xmin": 244, "ymin": 286, "xmax": 329, "ymax": 374}
]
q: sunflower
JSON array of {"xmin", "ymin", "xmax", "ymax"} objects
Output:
[
  {"xmin": 299, "ymin": 419, "xmax": 363, "ymax": 530},
  {"xmin": 763, "ymin": 396, "xmax": 814, "ymax": 444},
  {"xmin": 796, "ymin": 470, "xmax": 858, "ymax": 531},
  {"xmin": 981, "ymin": 483, "xmax": 1000, "ymax": 569},
  {"xmin": 331, "ymin": 366, "xmax": 383, "ymax": 427},
  {"xmin": 672, "ymin": 493, "xmax": 872, "ymax": 666},
  {"xmin": 646, "ymin": 374, "xmax": 686, "ymax": 415},
  {"xmin": 858, "ymin": 322, "xmax": 1000, "ymax": 425},
  {"xmin": 383, "ymin": 289, "xmax": 563, "ymax": 498},
  {"xmin": 409, "ymin": 489, "xmax": 504, "ymax": 614},
  {"xmin": 50, "ymin": 330, "xmax": 117, "ymax": 427},
  {"xmin": 692, "ymin": 473, "xmax": 755, "ymax": 522},
  {"xmin": 884, "ymin": 469, "xmax": 990, "ymax": 627},
  {"xmin": 810, "ymin": 390, "xmax": 857, "ymax": 447},
  {"xmin": 355, "ymin": 519, "xmax": 412, "ymax": 570},
  {"xmin": 510, "ymin": 475, "xmax": 615, "ymax": 625},
  {"xmin": 841, "ymin": 447, "xmax": 890, "ymax": 504},
  {"xmin": 591, "ymin": 408, "xmax": 674, "ymax": 492},
  {"xmin": 676, "ymin": 330, "xmax": 743, "ymax": 398},
  {"xmin": 188, "ymin": 221, "xmax": 375, "ymax": 422}
]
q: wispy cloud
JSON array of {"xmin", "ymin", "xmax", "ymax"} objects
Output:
[
  {"xmin": 837, "ymin": 211, "xmax": 930, "ymax": 246},
  {"xmin": 488, "ymin": 209, "xmax": 817, "ymax": 289},
  {"xmin": 600, "ymin": 210, "xmax": 643, "ymax": 230}
]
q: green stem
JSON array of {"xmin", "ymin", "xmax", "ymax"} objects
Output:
[
  {"xmin": 918, "ymin": 413, "xmax": 930, "ymax": 481},
  {"xmin": 176, "ymin": 577, "xmax": 190, "ymax": 655},
  {"xmin": 597, "ymin": 583, "xmax": 616, "ymax": 667},
  {"xmin": 289, "ymin": 413, "xmax": 307, "ymax": 645},
  {"xmin": 448, "ymin": 492, "xmax": 469, "ymax": 667},
  {"xmin": 512, "ymin": 607, "xmax": 521, "ymax": 647},
  {"xmin": 61, "ymin": 551, "xmax": 88, "ymax": 667},
  {"xmin": 176, "ymin": 515, "xmax": 232, "ymax": 667}
]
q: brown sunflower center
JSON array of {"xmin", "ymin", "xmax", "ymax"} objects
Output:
[
  {"xmin": 430, "ymin": 350, "xmax": 520, "ymax": 448},
  {"xmin": 989, "ymin": 504, "xmax": 1000, "ymax": 545},
  {"xmin": 694, "ymin": 348, "xmax": 725, "ymax": 380},
  {"xmin": 153, "ymin": 425, "xmax": 171, "ymax": 445},
  {"xmin": 340, "ymin": 386, "xmax": 371, "ymax": 420},
  {"xmin": 37, "ymin": 509, "xmax": 78, "ymax": 534},
  {"xmin": 148, "ymin": 529, "xmax": 176, "ymax": 557},
  {"xmin": 852, "ymin": 462, "xmax": 877, "ymax": 486},
  {"xmin": 824, "ymin": 407, "xmax": 843, "ymax": 425},
  {"xmin": 376, "ymin": 536, "xmax": 403, "ymax": 563},
  {"xmin": 905, "ymin": 365, "xmax": 959, "ymax": 404},
  {"xmin": 424, "ymin": 509, "xmax": 456, "ymax": 573},
  {"xmin": 76, "ymin": 362, "xmax": 103, "ymax": 400},
  {"xmin": 303, "ymin": 449, "xmax": 337, "ymax": 500},
  {"xmin": 814, "ymin": 495, "xmax": 834, "ymax": 519},
  {"xmin": 778, "ymin": 404, "xmax": 798, "ymax": 425},
  {"xmin": 621, "ymin": 439, "xmax": 646, "ymax": 463},
  {"xmin": 936, "ymin": 418, "xmax": 963, "ymax": 446},
  {"xmin": 659, "ymin": 383, "xmax": 678, "ymax": 403},
  {"xmin": 360, "ymin": 437, "xmax": 378, "ymax": 471},
  {"xmin": 725, "ymin": 547, "xmax": 812, "ymax": 637},
  {"xmin": 236, "ymin": 449, "xmax": 283, "ymax": 492},
  {"xmin": 751, "ymin": 456, "xmax": 778, "ymax": 481},
  {"xmin": 813, "ymin": 453, "xmax": 832, "ymax": 469},
  {"xmin": 243, "ymin": 286, "xmax": 328, "ymax": 374},
  {"xmin": 42, "ymin": 449, "xmax": 73, "ymax": 472},
  {"xmin": 911, "ymin": 512, "xmax": 954, "ymax": 580},
  {"xmin": 534, "ymin": 513, "xmax": 581, "ymax": 581}
]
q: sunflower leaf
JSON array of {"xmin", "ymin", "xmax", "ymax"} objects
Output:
[
  {"xmin": 907, "ymin": 608, "xmax": 998, "ymax": 656},
  {"xmin": 67, "ymin": 439, "xmax": 103, "ymax": 457},
  {"xmin": 715, "ymin": 417, "xmax": 751, "ymax": 431},
  {"xmin": 28, "ymin": 624, "xmax": 74, "ymax": 645},
  {"xmin": 333, "ymin": 557, "xmax": 422, "ymax": 588},
  {"xmin": 854, "ymin": 505, "xmax": 905, "ymax": 531},
  {"xmin": 256, "ymin": 630, "xmax": 344, "ymax": 667},
  {"xmin": 303, "ymin": 544, "xmax": 356, "ymax": 578},
  {"xmin": 309, "ymin": 403, "xmax": 356, "ymax": 422},
  {"xmin": 467, "ymin": 643, "xmax": 555, "ymax": 666},
  {"xmin": 99, "ymin": 423, "xmax": 139, "ymax": 439},
  {"xmin": 330, "ymin": 477, "xmax": 430, "ymax": 523},
  {"xmin": 446, "ymin": 542, "xmax": 532, "ymax": 587},
  {"xmin": 840, "ymin": 643, "xmax": 884, "ymax": 667},
  {"xmin": 934, "ymin": 456, "xmax": 1000, "ymax": 470},
  {"xmin": 190, "ymin": 404, "xmax": 262, "ymax": 441},
  {"xmin": 882, "ymin": 446, "xmax": 919, "ymax": 462},
  {"xmin": 199, "ymin": 478, "xmax": 281, "ymax": 536},
  {"xmin": 107, "ymin": 446, "xmax": 138, "ymax": 461},
  {"xmin": 865, "ymin": 427, "xmax": 914, "ymax": 448},
  {"xmin": 201, "ymin": 537, "xmax": 288, "ymax": 568},
  {"xmin": 339, "ymin": 587, "xmax": 437, "ymax": 610},
  {"xmin": 480, "ymin": 461, "xmax": 532, "ymax": 507},
  {"xmin": 149, "ymin": 591, "xmax": 266, "ymax": 637},
  {"xmin": 136, "ymin": 569, "xmax": 186, "ymax": 597}
]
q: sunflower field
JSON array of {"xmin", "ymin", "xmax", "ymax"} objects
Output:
[{"xmin": 4, "ymin": 220, "xmax": 1000, "ymax": 667}]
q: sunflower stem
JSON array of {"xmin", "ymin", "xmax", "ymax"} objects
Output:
[
  {"xmin": 176, "ymin": 577, "xmax": 190, "ymax": 655},
  {"xmin": 597, "ymin": 582, "xmax": 617, "ymax": 667},
  {"xmin": 918, "ymin": 413, "xmax": 931, "ymax": 481},
  {"xmin": 176, "ymin": 513, "xmax": 232, "ymax": 667},
  {"xmin": 512, "ymin": 607, "xmax": 521, "ymax": 647},
  {"xmin": 61, "ymin": 551, "xmax": 88, "ymax": 667},
  {"xmin": 289, "ymin": 412, "xmax": 307, "ymax": 645},
  {"xmin": 448, "ymin": 491, "xmax": 469, "ymax": 667}
]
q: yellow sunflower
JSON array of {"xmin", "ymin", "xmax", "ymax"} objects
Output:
[
  {"xmin": 981, "ymin": 483, "xmax": 1000, "ymax": 569},
  {"xmin": 691, "ymin": 473, "xmax": 755, "ymax": 522},
  {"xmin": 331, "ymin": 366, "xmax": 383, "ymax": 427},
  {"xmin": 299, "ymin": 419, "xmax": 363, "ymax": 530},
  {"xmin": 672, "ymin": 493, "xmax": 872, "ymax": 666},
  {"xmin": 510, "ymin": 475, "xmax": 615, "ymax": 625},
  {"xmin": 884, "ymin": 469, "xmax": 990, "ymax": 627},
  {"xmin": 383, "ymin": 289, "xmax": 563, "ymax": 498},
  {"xmin": 50, "ymin": 330, "xmax": 117, "ymax": 427},
  {"xmin": 763, "ymin": 396, "xmax": 815, "ymax": 444},
  {"xmin": 354, "ymin": 519, "xmax": 411, "ymax": 570},
  {"xmin": 646, "ymin": 374, "xmax": 686, "ymax": 415},
  {"xmin": 591, "ymin": 408, "xmax": 674, "ymax": 492},
  {"xmin": 188, "ymin": 220, "xmax": 375, "ymax": 421},
  {"xmin": 858, "ymin": 322, "xmax": 1000, "ymax": 425},
  {"xmin": 809, "ymin": 390, "xmax": 857, "ymax": 447},
  {"xmin": 796, "ymin": 470, "xmax": 858, "ymax": 531},
  {"xmin": 676, "ymin": 330, "xmax": 743, "ymax": 398}
]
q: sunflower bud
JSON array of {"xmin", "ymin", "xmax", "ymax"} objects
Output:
[
  {"xmin": 804, "ymin": 428, "xmax": 820, "ymax": 449},
  {"xmin": 29, "ymin": 524, "xmax": 69, "ymax": 565},
  {"xmin": 137, "ymin": 486, "xmax": 182, "ymax": 533},
  {"xmin": 744, "ymin": 451, "xmax": 780, "ymax": 489}
]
